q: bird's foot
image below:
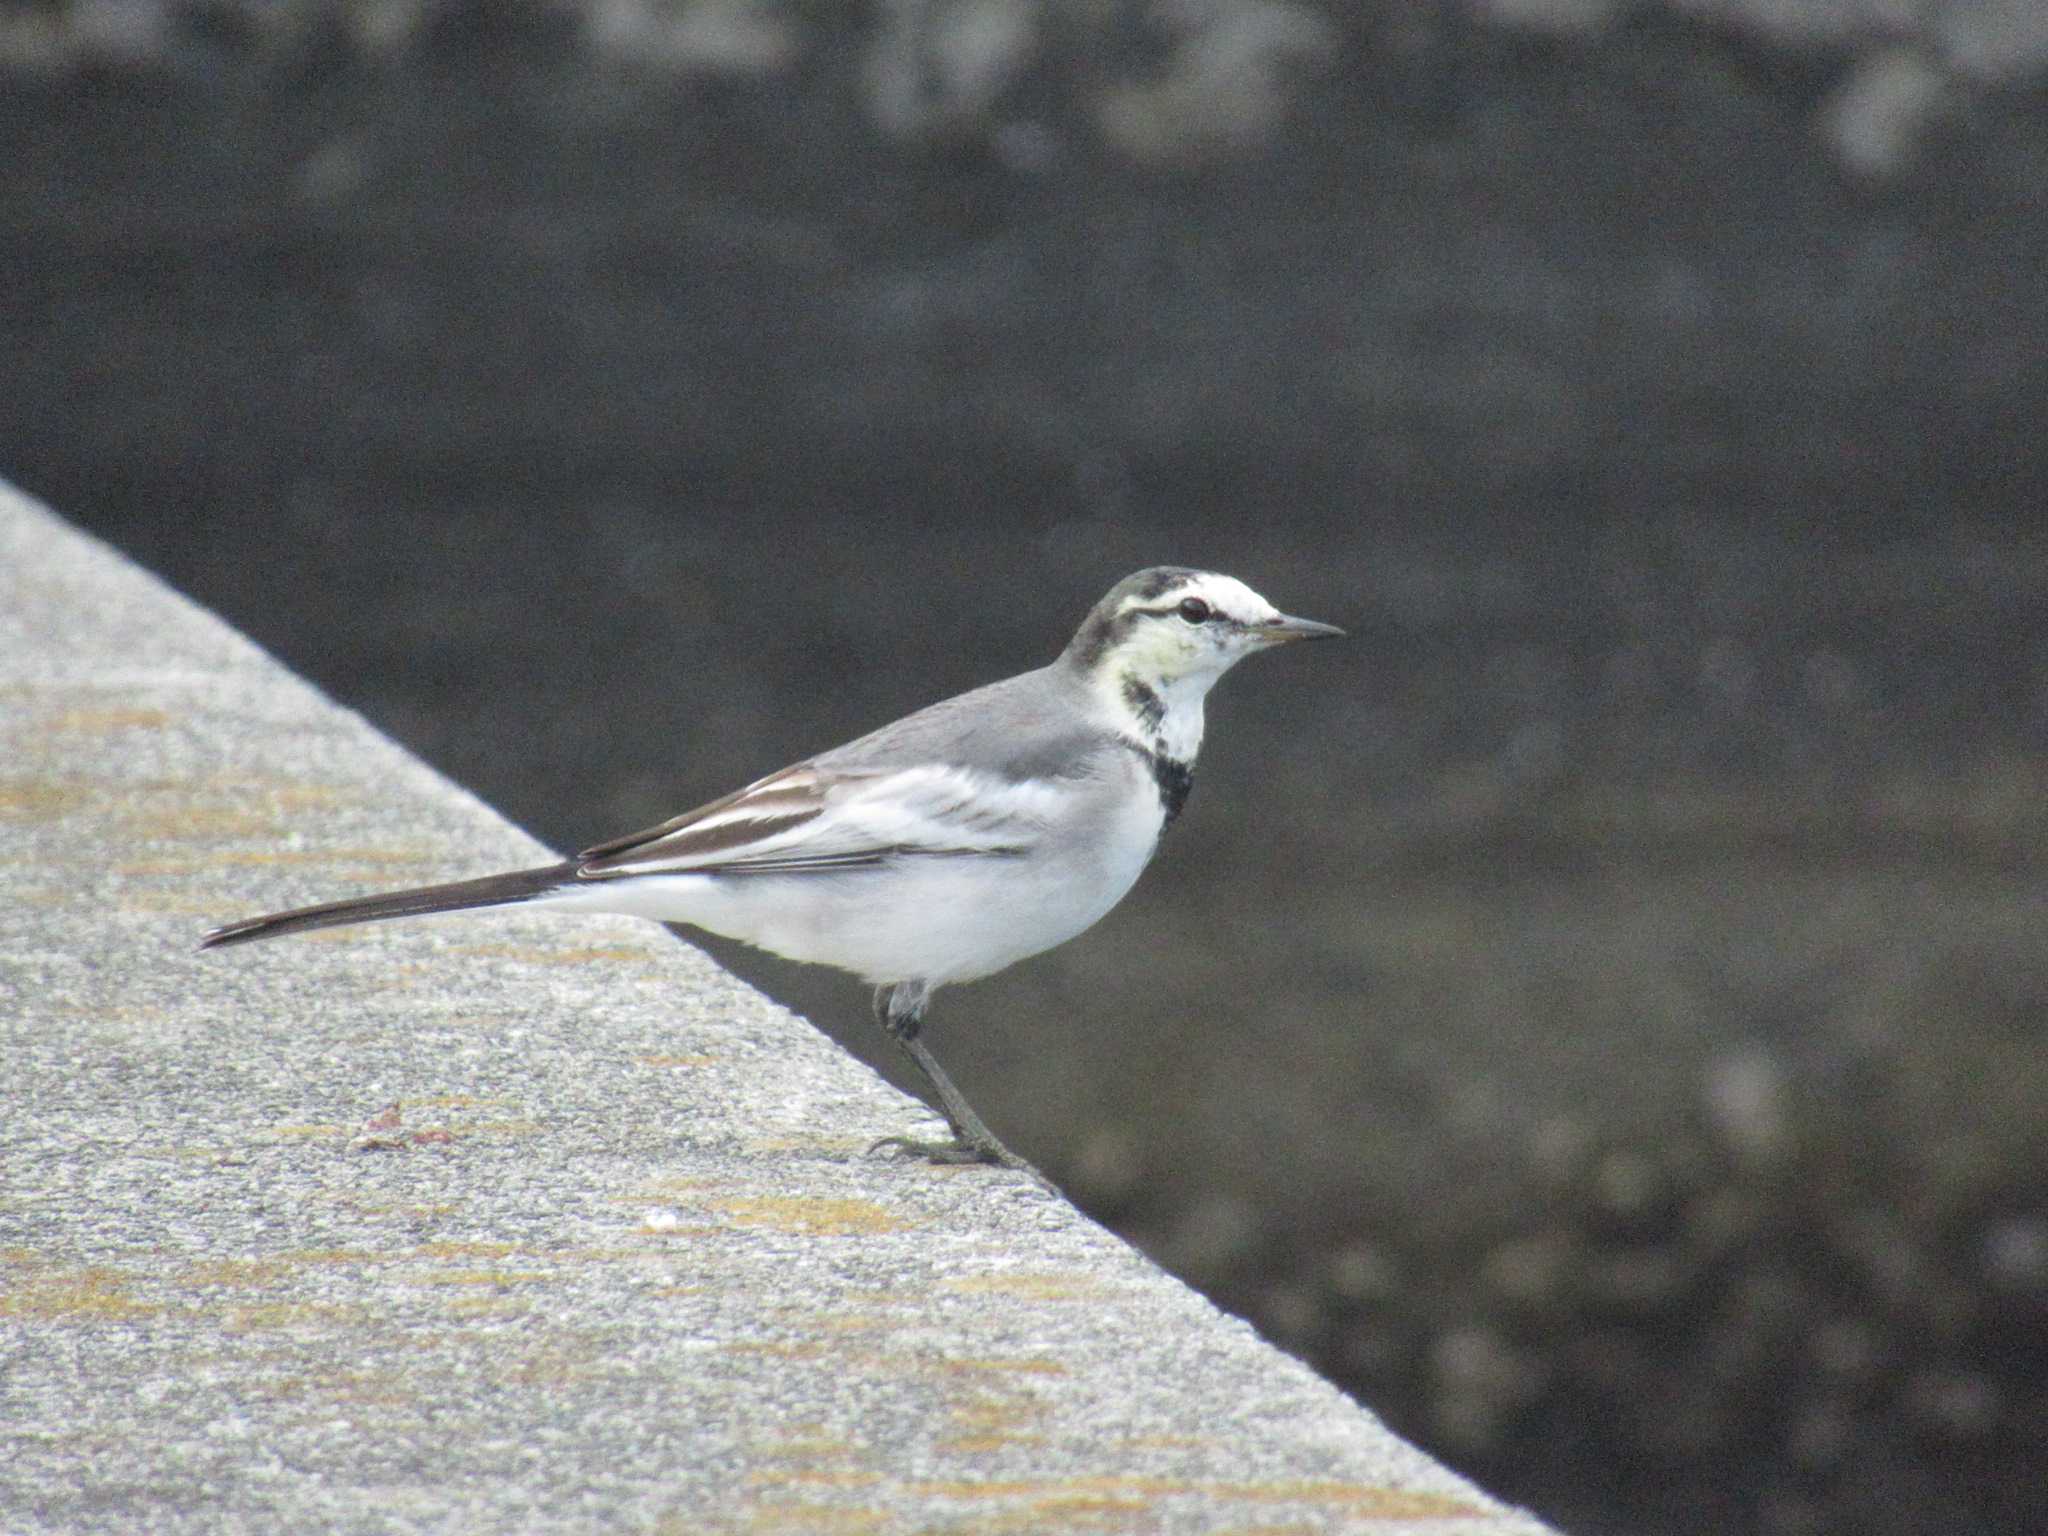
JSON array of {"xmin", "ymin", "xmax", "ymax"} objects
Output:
[
  {"xmin": 868, "ymin": 1131, "xmax": 1008, "ymax": 1166},
  {"xmin": 867, "ymin": 1131, "xmax": 1056, "ymax": 1191}
]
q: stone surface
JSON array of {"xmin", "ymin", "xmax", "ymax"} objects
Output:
[{"xmin": 0, "ymin": 479, "xmax": 1556, "ymax": 1532}]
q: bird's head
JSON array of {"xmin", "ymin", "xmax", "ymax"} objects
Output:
[{"xmin": 1063, "ymin": 567, "xmax": 1343, "ymax": 732}]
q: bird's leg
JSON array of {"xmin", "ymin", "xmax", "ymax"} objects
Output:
[{"xmin": 866, "ymin": 982, "xmax": 1036, "ymax": 1175}]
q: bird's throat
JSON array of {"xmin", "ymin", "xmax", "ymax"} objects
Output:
[{"xmin": 1113, "ymin": 670, "xmax": 1207, "ymax": 763}]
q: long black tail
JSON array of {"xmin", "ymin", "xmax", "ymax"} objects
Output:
[{"xmin": 199, "ymin": 862, "xmax": 579, "ymax": 949}]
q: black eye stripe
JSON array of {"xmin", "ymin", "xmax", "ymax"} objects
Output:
[{"xmin": 1130, "ymin": 599, "xmax": 1225, "ymax": 623}]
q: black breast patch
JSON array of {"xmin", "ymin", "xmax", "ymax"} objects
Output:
[{"xmin": 1124, "ymin": 738, "xmax": 1194, "ymax": 828}]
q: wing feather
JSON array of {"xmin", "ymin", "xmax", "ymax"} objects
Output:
[{"xmin": 575, "ymin": 763, "xmax": 1060, "ymax": 880}]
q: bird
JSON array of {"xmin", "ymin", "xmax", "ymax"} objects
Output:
[{"xmin": 202, "ymin": 566, "xmax": 1342, "ymax": 1173}]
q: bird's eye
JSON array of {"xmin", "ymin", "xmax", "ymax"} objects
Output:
[{"xmin": 1177, "ymin": 597, "xmax": 1213, "ymax": 624}]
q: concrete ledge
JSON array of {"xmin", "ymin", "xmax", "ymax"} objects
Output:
[{"xmin": 0, "ymin": 479, "xmax": 1554, "ymax": 1534}]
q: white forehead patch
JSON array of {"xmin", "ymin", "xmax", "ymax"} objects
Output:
[{"xmin": 1117, "ymin": 571, "xmax": 1278, "ymax": 624}]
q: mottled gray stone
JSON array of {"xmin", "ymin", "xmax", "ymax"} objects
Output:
[{"xmin": 0, "ymin": 477, "xmax": 1554, "ymax": 1533}]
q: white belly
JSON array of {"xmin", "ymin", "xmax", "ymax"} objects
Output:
[{"xmin": 534, "ymin": 767, "xmax": 1166, "ymax": 987}]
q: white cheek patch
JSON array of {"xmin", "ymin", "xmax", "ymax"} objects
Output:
[{"xmin": 1102, "ymin": 573, "xmax": 1286, "ymax": 683}]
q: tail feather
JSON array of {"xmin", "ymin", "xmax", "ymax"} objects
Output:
[{"xmin": 199, "ymin": 862, "xmax": 578, "ymax": 949}]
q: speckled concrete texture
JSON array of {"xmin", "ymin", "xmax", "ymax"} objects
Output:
[{"xmin": 0, "ymin": 480, "xmax": 1554, "ymax": 1534}]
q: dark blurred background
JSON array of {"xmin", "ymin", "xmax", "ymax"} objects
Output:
[{"xmin": 5, "ymin": 2, "xmax": 2046, "ymax": 1532}]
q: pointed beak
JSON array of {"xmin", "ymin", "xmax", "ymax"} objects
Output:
[{"xmin": 1254, "ymin": 613, "xmax": 1345, "ymax": 644}]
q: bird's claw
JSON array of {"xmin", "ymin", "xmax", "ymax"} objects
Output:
[
  {"xmin": 867, "ymin": 1132, "xmax": 1002, "ymax": 1166},
  {"xmin": 866, "ymin": 1132, "xmax": 1057, "ymax": 1192}
]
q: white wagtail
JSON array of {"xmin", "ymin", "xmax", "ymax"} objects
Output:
[{"xmin": 203, "ymin": 567, "xmax": 1341, "ymax": 1171}]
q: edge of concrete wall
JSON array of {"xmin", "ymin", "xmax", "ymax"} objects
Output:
[{"xmin": 0, "ymin": 478, "xmax": 1556, "ymax": 1535}]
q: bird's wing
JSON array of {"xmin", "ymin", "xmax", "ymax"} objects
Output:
[{"xmin": 574, "ymin": 761, "xmax": 1066, "ymax": 879}]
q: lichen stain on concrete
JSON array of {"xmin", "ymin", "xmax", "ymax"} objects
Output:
[
  {"xmin": 297, "ymin": 1109, "xmax": 542, "ymax": 1144},
  {"xmin": 122, "ymin": 803, "xmax": 282, "ymax": 840},
  {"xmin": 42, "ymin": 706, "xmax": 172, "ymax": 733},
  {"xmin": 940, "ymin": 1271, "xmax": 1109, "ymax": 1301},
  {"xmin": 744, "ymin": 1468, "xmax": 884, "ymax": 1490},
  {"xmin": 188, "ymin": 776, "xmax": 352, "ymax": 810},
  {"xmin": 1018, "ymin": 1490, "xmax": 1156, "ymax": 1521},
  {"xmin": 281, "ymin": 1248, "xmax": 389, "ymax": 1266},
  {"xmin": 742, "ymin": 1136, "xmax": 874, "ymax": 1157},
  {"xmin": 729, "ymin": 1507, "xmax": 888, "ymax": 1531},
  {"xmin": 911, "ymin": 1475, "xmax": 1174, "ymax": 1500},
  {"xmin": 725, "ymin": 1338, "xmax": 836, "ymax": 1361},
  {"xmin": 441, "ymin": 1294, "xmax": 531, "ymax": 1317},
  {"xmin": 934, "ymin": 1357, "xmax": 1068, "ymax": 1377},
  {"xmin": 712, "ymin": 1196, "xmax": 912, "ymax": 1236},
  {"xmin": 934, "ymin": 1432, "xmax": 1052, "ymax": 1455},
  {"xmin": 948, "ymin": 1388, "xmax": 1046, "ymax": 1434},
  {"xmin": 259, "ymin": 1367, "xmax": 417, "ymax": 1405},
  {"xmin": 610, "ymin": 1187, "xmax": 724, "ymax": 1212},
  {"xmin": 639, "ymin": 1224, "xmax": 725, "ymax": 1243},
  {"xmin": 224, "ymin": 1301, "xmax": 373, "ymax": 1332},
  {"xmin": 411, "ymin": 1268, "xmax": 553, "ymax": 1286},
  {"xmin": 747, "ymin": 1422, "xmax": 859, "ymax": 1458},
  {"xmin": 899, "ymin": 1472, "xmax": 1483, "ymax": 1524},
  {"xmin": 346, "ymin": 1200, "xmax": 463, "ymax": 1218},
  {"xmin": 0, "ymin": 779, "xmax": 86, "ymax": 821},
  {"xmin": 907, "ymin": 1474, "xmax": 1183, "ymax": 1522},
  {"xmin": 179, "ymin": 1258, "xmax": 295, "ymax": 1289},
  {"xmin": 493, "ymin": 1346, "xmax": 618, "ymax": 1389},
  {"xmin": 216, "ymin": 1240, "xmax": 625, "ymax": 1274},
  {"xmin": 176, "ymin": 1245, "xmax": 579, "ymax": 1320},
  {"xmin": 412, "ymin": 1240, "xmax": 522, "ymax": 1260},
  {"xmin": 1115, "ymin": 1431, "xmax": 1216, "ymax": 1451},
  {"xmin": 789, "ymin": 1311, "xmax": 893, "ymax": 1336},
  {"xmin": 0, "ymin": 1258, "xmax": 160, "ymax": 1322},
  {"xmin": 729, "ymin": 1502, "xmax": 890, "ymax": 1533}
]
